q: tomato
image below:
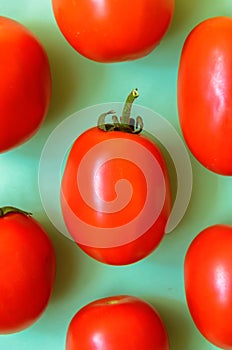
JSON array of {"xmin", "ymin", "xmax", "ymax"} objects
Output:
[
  {"xmin": 177, "ymin": 16, "xmax": 232, "ymax": 175},
  {"xmin": 66, "ymin": 295, "xmax": 169, "ymax": 350},
  {"xmin": 52, "ymin": 0, "xmax": 174, "ymax": 63},
  {"xmin": 0, "ymin": 206, "xmax": 56, "ymax": 334},
  {"xmin": 60, "ymin": 90, "xmax": 172, "ymax": 265},
  {"xmin": 0, "ymin": 16, "xmax": 52, "ymax": 153},
  {"xmin": 184, "ymin": 224, "xmax": 232, "ymax": 349}
]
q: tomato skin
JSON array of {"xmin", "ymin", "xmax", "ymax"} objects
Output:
[
  {"xmin": 61, "ymin": 127, "xmax": 172, "ymax": 265},
  {"xmin": 178, "ymin": 17, "xmax": 232, "ymax": 175},
  {"xmin": 66, "ymin": 295, "xmax": 169, "ymax": 350},
  {"xmin": 184, "ymin": 225, "xmax": 232, "ymax": 349},
  {"xmin": 0, "ymin": 16, "xmax": 52, "ymax": 153},
  {"xmin": 52, "ymin": 0, "xmax": 174, "ymax": 62},
  {"xmin": 0, "ymin": 211, "xmax": 56, "ymax": 334}
]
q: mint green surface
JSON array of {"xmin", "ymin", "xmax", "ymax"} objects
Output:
[{"xmin": 1, "ymin": 1, "xmax": 232, "ymax": 349}]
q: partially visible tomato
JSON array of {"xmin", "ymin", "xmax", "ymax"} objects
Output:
[
  {"xmin": 52, "ymin": 0, "xmax": 175, "ymax": 62},
  {"xmin": 178, "ymin": 16, "xmax": 232, "ymax": 175},
  {"xmin": 184, "ymin": 224, "xmax": 232, "ymax": 349},
  {"xmin": 0, "ymin": 206, "xmax": 56, "ymax": 334},
  {"xmin": 60, "ymin": 90, "xmax": 172, "ymax": 265},
  {"xmin": 0, "ymin": 16, "xmax": 52, "ymax": 153},
  {"xmin": 66, "ymin": 295, "xmax": 170, "ymax": 350}
]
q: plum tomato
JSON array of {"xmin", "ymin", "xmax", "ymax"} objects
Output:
[
  {"xmin": 66, "ymin": 295, "xmax": 170, "ymax": 350},
  {"xmin": 185, "ymin": 224, "xmax": 232, "ymax": 349},
  {"xmin": 178, "ymin": 17, "xmax": 232, "ymax": 175},
  {"xmin": 60, "ymin": 89, "xmax": 172, "ymax": 265},
  {"xmin": 0, "ymin": 206, "xmax": 56, "ymax": 334},
  {"xmin": 52, "ymin": 0, "xmax": 175, "ymax": 62},
  {"xmin": 0, "ymin": 16, "xmax": 52, "ymax": 152}
]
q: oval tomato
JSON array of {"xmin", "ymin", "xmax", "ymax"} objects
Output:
[
  {"xmin": 184, "ymin": 224, "xmax": 232, "ymax": 349},
  {"xmin": 60, "ymin": 90, "xmax": 172, "ymax": 265},
  {"xmin": 0, "ymin": 206, "xmax": 56, "ymax": 334},
  {"xmin": 178, "ymin": 16, "xmax": 232, "ymax": 175},
  {"xmin": 52, "ymin": 0, "xmax": 174, "ymax": 63},
  {"xmin": 0, "ymin": 16, "xmax": 52, "ymax": 153},
  {"xmin": 66, "ymin": 295, "xmax": 170, "ymax": 350}
]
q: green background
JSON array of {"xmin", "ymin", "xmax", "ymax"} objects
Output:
[{"xmin": 1, "ymin": 0, "xmax": 232, "ymax": 349}]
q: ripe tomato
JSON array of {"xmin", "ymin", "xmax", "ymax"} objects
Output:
[
  {"xmin": 66, "ymin": 295, "xmax": 170, "ymax": 350},
  {"xmin": 178, "ymin": 16, "xmax": 232, "ymax": 175},
  {"xmin": 184, "ymin": 224, "xmax": 232, "ymax": 349},
  {"xmin": 0, "ymin": 206, "xmax": 56, "ymax": 334},
  {"xmin": 52, "ymin": 0, "xmax": 174, "ymax": 63},
  {"xmin": 60, "ymin": 90, "xmax": 172, "ymax": 265},
  {"xmin": 0, "ymin": 16, "xmax": 52, "ymax": 153}
]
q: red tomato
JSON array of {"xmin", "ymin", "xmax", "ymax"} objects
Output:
[
  {"xmin": 52, "ymin": 0, "xmax": 174, "ymax": 62},
  {"xmin": 0, "ymin": 16, "xmax": 52, "ymax": 153},
  {"xmin": 178, "ymin": 16, "xmax": 232, "ymax": 175},
  {"xmin": 184, "ymin": 224, "xmax": 232, "ymax": 349},
  {"xmin": 66, "ymin": 295, "xmax": 170, "ymax": 350},
  {"xmin": 60, "ymin": 90, "xmax": 172, "ymax": 265},
  {"xmin": 0, "ymin": 206, "xmax": 56, "ymax": 334}
]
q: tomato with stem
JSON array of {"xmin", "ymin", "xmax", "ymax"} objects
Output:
[
  {"xmin": 61, "ymin": 89, "xmax": 172, "ymax": 265},
  {"xmin": 0, "ymin": 206, "xmax": 56, "ymax": 334}
]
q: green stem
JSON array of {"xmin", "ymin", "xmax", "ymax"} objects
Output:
[
  {"xmin": 0, "ymin": 206, "xmax": 32, "ymax": 217},
  {"xmin": 97, "ymin": 88, "xmax": 143, "ymax": 134},
  {"xmin": 120, "ymin": 88, "xmax": 139, "ymax": 125}
]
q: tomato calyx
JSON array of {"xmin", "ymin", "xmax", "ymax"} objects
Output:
[
  {"xmin": 0, "ymin": 206, "xmax": 32, "ymax": 218},
  {"xmin": 97, "ymin": 88, "xmax": 144, "ymax": 134}
]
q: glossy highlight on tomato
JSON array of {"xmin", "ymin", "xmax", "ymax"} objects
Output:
[
  {"xmin": 60, "ymin": 90, "xmax": 172, "ymax": 265},
  {"xmin": 52, "ymin": 0, "xmax": 175, "ymax": 62},
  {"xmin": 0, "ymin": 207, "xmax": 56, "ymax": 334},
  {"xmin": 66, "ymin": 295, "xmax": 170, "ymax": 350},
  {"xmin": 178, "ymin": 16, "xmax": 232, "ymax": 175},
  {"xmin": 184, "ymin": 224, "xmax": 232, "ymax": 349},
  {"xmin": 0, "ymin": 16, "xmax": 52, "ymax": 153}
]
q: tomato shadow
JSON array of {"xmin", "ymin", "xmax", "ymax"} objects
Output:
[
  {"xmin": 37, "ymin": 216, "xmax": 79, "ymax": 301},
  {"xmin": 170, "ymin": 0, "xmax": 197, "ymax": 35},
  {"xmin": 26, "ymin": 21, "xmax": 108, "ymax": 126},
  {"xmin": 130, "ymin": 0, "xmax": 197, "ymax": 70},
  {"xmin": 169, "ymin": 157, "xmax": 220, "ymax": 245},
  {"xmin": 27, "ymin": 215, "xmax": 108, "ymax": 341},
  {"xmin": 146, "ymin": 296, "xmax": 210, "ymax": 350},
  {"xmin": 140, "ymin": 142, "xmax": 221, "ymax": 270},
  {"xmin": 39, "ymin": 214, "xmax": 106, "ymax": 305},
  {"xmin": 136, "ymin": 0, "xmax": 231, "ymax": 70},
  {"xmin": 180, "ymin": 155, "xmax": 221, "ymax": 228}
]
